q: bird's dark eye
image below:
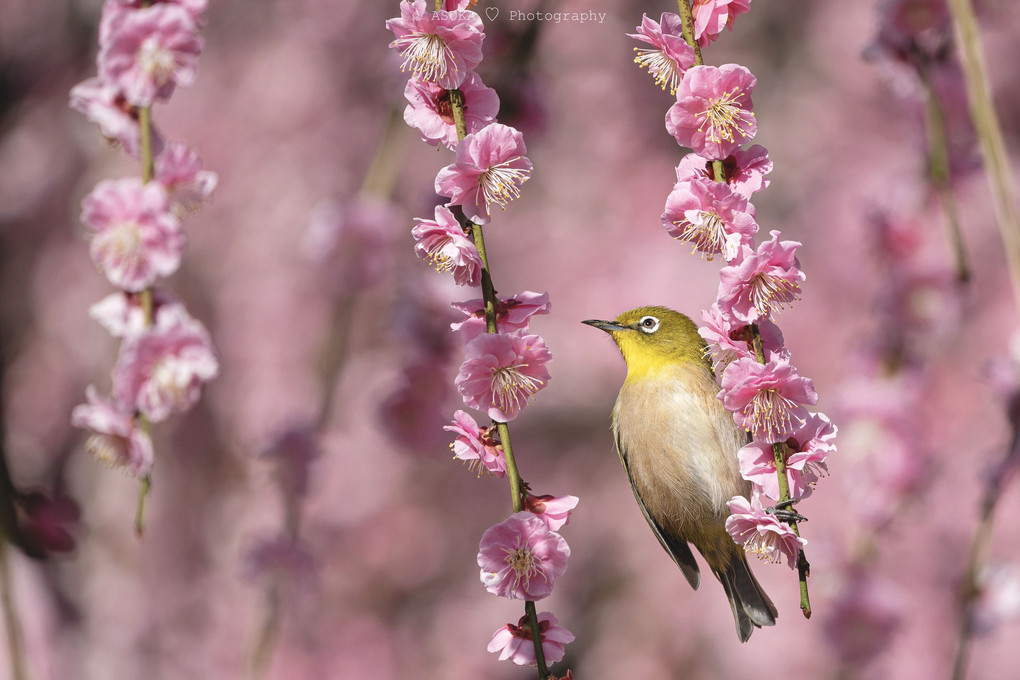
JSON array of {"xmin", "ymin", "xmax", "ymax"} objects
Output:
[{"xmin": 638, "ymin": 316, "xmax": 660, "ymax": 333}]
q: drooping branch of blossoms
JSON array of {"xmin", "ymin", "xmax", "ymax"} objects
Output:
[
  {"xmin": 68, "ymin": 0, "xmax": 218, "ymax": 536},
  {"xmin": 628, "ymin": 0, "xmax": 837, "ymax": 618},
  {"xmin": 386, "ymin": 2, "xmax": 576, "ymax": 678}
]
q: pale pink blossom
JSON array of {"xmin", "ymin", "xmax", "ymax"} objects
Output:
[
  {"xmin": 97, "ymin": 4, "xmax": 203, "ymax": 107},
  {"xmin": 692, "ymin": 0, "xmax": 752, "ymax": 46},
  {"xmin": 725, "ymin": 492, "xmax": 805, "ymax": 568},
  {"xmin": 411, "ymin": 205, "xmax": 482, "ymax": 286},
  {"xmin": 100, "ymin": 0, "xmax": 208, "ymax": 44},
  {"xmin": 661, "ymin": 176, "xmax": 758, "ymax": 261},
  {"xmin": 455, "ymin": 331, "xmax": 552, "ymax": 422},
  {"xmin": 71, "ymin": 385, "xmax": 154, "ymax": 477},
  {"xmin": 112, "ymin": 313, "xmax": 218, "ymax": 422},
  {"xmin": 524, "ymin": 493, "xmax": 579, "ymax": 531},
  {"xmin": 80, "ymin": 178, "xmax": 184, "ymax": 292},
  {"xmin": 88, "ymin": 288, "xmax": 185, "ymax": 338},
  {"xmin": 972, "ymin": 563, "xmax": 1020, "ymax": 636},
  {"xmin": 487, "ymin": 611, "xmax": 575, "ymax": 666},
  {"xmin": 666, "ymin": 64, "xmax": 757, "ymax": 159},
  {"xmin": 434, "ymin": 123, "xmax": 532, "ymax": 225},
  {"xmin": 443, "ymin": 410, "xmax": 506, "ymax": 477},
  {"xmin": 738, "ymin": 411, "xmax": 837, "ymax": 501},
  {"xmin": 403, "ymin": 72, "xmax": 498, "ymax": 149},
  {"xmin": 720, "ymin": 355, "xmax": 817, "ymax": 443},
  {"xmin": 698, "ymin": 302, "xmax": 785, "ymax": 373},
  {"xmin": 68, "ymin": 77, "xmax": 163, "ymax": 157},
  {"xmin": 627, "ymin": 13, "xmax": 696, "ymax": 94},
  {"xmin": 154, "ymin": 141, "xmax": 217, "ymax": 216},
  {"xmin": 717, "ymin": 231, "xmax": 805, "ymax": 324},
  {"xmin": 451, "ymin": 291, "xmax": 551, "ymax": 342},
  {"xmin": 477, "ymin": 512, "xmax": 570, "ymax": 600},
  {"xmin": 386, "ymin": 0, "xmax": 484, "ymax": 89}
]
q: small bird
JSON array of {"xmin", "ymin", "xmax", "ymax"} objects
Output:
[{"xmin": 583, "ymin": 306, "xmax": 777, "ymax": 642}]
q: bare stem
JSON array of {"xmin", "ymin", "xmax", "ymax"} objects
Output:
[{"xmin": 676, "ymin": 0, "xmax": 705, "ymax": 64}]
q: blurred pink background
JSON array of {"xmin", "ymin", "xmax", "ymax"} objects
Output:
[{"xmin": 2, "ymin": 0, "xmax": 1020, "ymax": 678}]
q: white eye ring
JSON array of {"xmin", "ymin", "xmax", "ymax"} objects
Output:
[{"xmin": 638, "ymin": 316, "xmax": 660, "ymax": 333}]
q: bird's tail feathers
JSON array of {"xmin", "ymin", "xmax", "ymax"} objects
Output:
[{"xmin": 715, "ymin": 552, "xmax": 778, "ymax": 643}]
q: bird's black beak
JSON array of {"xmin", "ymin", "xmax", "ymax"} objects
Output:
[{"xmin": 582, "ymin": 319, "xmax": 627, "ymax": 333}]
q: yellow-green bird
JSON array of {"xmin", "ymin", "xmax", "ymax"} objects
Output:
[{"xmin": 583, "ymin": 306, "xmax": 777, "ymax": 642}]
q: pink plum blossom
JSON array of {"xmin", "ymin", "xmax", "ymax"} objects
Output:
[
  {"xmin": 698, "ymin": 302, "xmax": 786, "ymax": 373},
  {"xmin": 112, "ymin": 312, "xmax": 218, "ymax": 422},
  {"xmin": 717, "ymin": 231, "xmax": 806, "ymax": 324},
  {"xmin": 666, "ymin": 64, "xmax": 757, "ymax": 159},
  {"xmin": 403, "ymin": 71, "xmax": 499, "ymax": 149},
  {"xmin": 71, "ymin": 385, "xmax": 155, "ymax": 477},
  {"xmin": 434, "ymin": 123, "xmax": 532, "ymax": 225},
  {"xmin": 411, "ymin": 205, "xmax": 482, "ymax": 286},
  {"xmin": 673, "ymin": 146, "xmax": 772, "ymax": 199},
  {"xmin": 661, "ymin": 176, "xmax": 758, "ymax": 261},
  {"xmin": 443, "ymin": 410, "xmax": 507, "ymax": 477},
  {"xmin": 154, "ymin": 141, "xmax": 217, "ymax": 216},
  {"xmin": 627, "ymin": 13, "xmax": 696, "ymax": 94},
  {"xmin": 692, "ymin": 0, "xmax": 752, "ymax": 46},
  {"xmin": 738, "ymin": 411, "xmax": 835, "ymax": 501},
  {"xmin": 386, "ymin": 0, "xmax": 484, "ymax": 89},
  {"xmin": 477, "ymin": 512, "xmax": 570, "ymax": 600},
  {"xmin": 80, "ymin": 178, "xmax": 184, "ymax": 292},
  {"xmin": 100, "ymin": 0, "xmax": 208, "ymax": 44},
  {"xmin": 68, "ymin": 77, "xmax": 163, "ymax": 157},
  {"xmin": 97, "ymin": 4, "xmax": 203, "ymax": 107},
  {"xmin": 487, "ymin": 611, "xmax": 575, "ymax": 666},
  {"xmin": 524, "ymin": 493, "xmax": 579, "ymax": 531},
  {"xmin": 725, "ymin": 492, "xmax": 805, "ymax": 568},
  {"xmin": 14, "ymin": 491, "xmax": 81, "ymax": 558},
  {"xmin": 455, "ymin": 330, "xmax": 552, "ymax": 422},
  {"xmin": 302, "ymin": 198, "xmax": 398, "ymax": 293},
  {"xmin": 720, "ymin": 355, "xmax": 817, "ymax": 443},
  {"xmin": 88, "ymin": 288, "xmax": 186, "ymax": 338},
  {"xmin": 451, "ymin": 290, "xmax": 551, "ymax": 342}
]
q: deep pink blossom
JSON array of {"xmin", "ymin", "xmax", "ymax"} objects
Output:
[
  {"xmin": 451, "ymin": 291, "xmax": 551, "ymax": 342},
  {"xmin": 97, "ymin": 4, "xmax": 202, "ymax": 107},
  {"xmin": 411, "ymin": 205, "xmax": 482, "ymax": 286},
  {"xmin": 443, "ymin": 410, "xmax": 507, "ymax": 477},
  {"xmin": 725, "ymin": 492, "xmax": 805, "ymax": 568},
  {"xmin": 434, "ymin": 123, "xmax": 532, "ymax": 225},
  {"xmin": 154, "ymin": 141, "xmax": 217, "ymax": 216},
  {"xmin": 488, "ymin": 611, "xmax": 575, "ymax": 666},
  {"xmin": 627, "ymin": 13, "xmax": 696, "ymax": 94},
  {"xmin": 524, "ymin": 493, "xmax": 579, "ymax": 531},
  {"xmin": 692, "ymin": 0, "xmax": 752, "ymax": 46},
  {"xmin": 661, "ymin": 176, "xmax": 758, "ymax": 261},
  {"xmin": 68, "ymin": 78, "xmax": 163, "ymax": 157},
  {"xmin": 386, "ymin": 0, "xmax": 484, "ymax": 89},
  {"xmin": 739, "ymin": 411, "xmax": 836, "ymax": 501},
  {"xmin": 71, "ymin": 385, "xmax": 154, "ymax": 477},
  {"xmin": 88, "ymin": 288, "xmax": 186, "ymax": 338},
  {"xmin": 455, "ymin": 331, "xmax": 552, "ymax": 422},
  {"xmin": 14, "ymin": 492, "xmax": 81, "ymax": 558},
  {"xmin": 403, "ymin": 71, "xmax": 499, "ymax": 149},
  {"xmin": 80, "ymin": 178, "xmax": 184, "ymax": 292},
  {"xmin": 112, "ymin": 312, "xmax": 218, "ymax": 422},
  {"xmin": 666, "ymin": 64, "xmax": 757, "ymax": 159},
  {"xmin": 720, "ymin": 355, "xmax": 817, "ymax": 443},
  {"xmin": 699, "ymin": 302, "xmax": 786, "ymax": 373},
  {"xmin": 674, "ymin": 146, "xmax": 772, "ymax": 199},
  {"xmin": 717, "ymin": 231, "xmax": 805, "ymax": 324},
  {"xmin": 477, "ymin": 512, "xmax": 570, "ymax": 600}
]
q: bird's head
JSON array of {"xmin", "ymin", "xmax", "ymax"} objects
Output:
[{"xmin": 583, "ymin": 306, "xmax": 708, "ymax": 380}]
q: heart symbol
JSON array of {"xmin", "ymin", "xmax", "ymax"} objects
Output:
[{"xmin": 485, "ymin": 6, "xmax": 499, "ymax": 21}]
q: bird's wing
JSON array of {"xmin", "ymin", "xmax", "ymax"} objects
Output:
[{"xmin": 616, "ymin": 431, "xmax": 701, "ymax": 590}]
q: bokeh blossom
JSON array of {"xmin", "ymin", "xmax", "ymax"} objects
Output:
[
  {"xmin": 661, "ymin": 175, "xmax": 758, "ymax": 261},
  {"xmin": 720, "ymin": 355, "xmax": 817, "ymax": 443},
  {"xmin": 80, "ymin": 178, "xmax": 184, "ymax": 293},
  {"xmin": 403, "ymin": 72, "xmax": 499, "ymax": 149},
  {"xmin": 70, "ymin": 386, "xmax": 155, "ymax": 477},
  {"xmin": 666, "ymin": 63, "xmax": 757, "ymax": 159},
  {"xmin": 88, "ymin": 288, "xmax": 185, "ymax": 338},
  {"xmin": 69, "ymin": 77, "xmax": 162, "ymax": 157},
  {"xmin": 488, "ymin": 611, "xmax": 575, "ymax": 666},
  {"xmin": 434, "ymin": 123, "xmax": 532, "ymax": 225},
  {"xmin": 725, "ymin": 492, "xmax": 805, "ymax": 568},
  {"xmin": 153, "ymin": 141, "xmax": 218, "ymax": 216},
  {"xmin": 627, "ymin": 12, "xmax": 696, "ymax": 95},
  {"xmin": 97, "ymin": 4, "xmax": 203, "ymax": 107},
  {"xmin": 385, "ymin": 0, "xmax": 484, "ymax": 89},
  {"xmin": 716, "ymin": 231, "xmax": 805, "ymax": 324},
  {"xmin": 477, "ymin": 512, "xmax": 570, "ymax": 600},
  {"xmin": 411, "ymin": 205, "xmax": 482, "ymax": 286},
  {"xmin": 444, "ymin": 410, "xmax": 507, "ymax": 477},
  {"xmin": 455, "ymin": 330, "xmax": 552, "ymax": 422}
]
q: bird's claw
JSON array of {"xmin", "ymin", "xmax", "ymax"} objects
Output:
[{"xmin": 766, "ymin": 500, "xmax": 807, "ymax": 523}]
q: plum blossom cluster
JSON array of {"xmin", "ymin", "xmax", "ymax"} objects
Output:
[
  {"xmin": 628, "ymin": 3, "xmax": 835, "ymax": 572},
  {"xmin": 69, "ymin": 0, "xmax": 217, "ymax": 485},
  {"xmin": 386, "ymin": 0, "xmax": 575, "ymax": 672}
]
